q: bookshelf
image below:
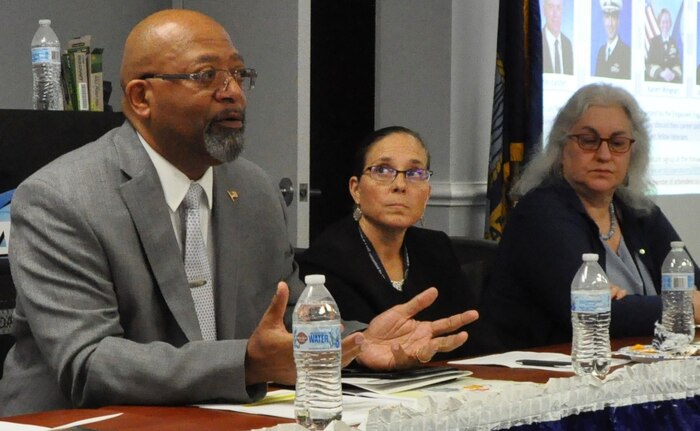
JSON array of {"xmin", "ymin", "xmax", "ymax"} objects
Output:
[{"xmin": 0, "ymin": 109, "xmax": 125, "ymax": 192}]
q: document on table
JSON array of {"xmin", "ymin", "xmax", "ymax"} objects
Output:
[
  {"xmin": 197, "ymin": 390, "xmax": 403, "ymax": 426},
  {"xmin": 0, "ymin": 413, "xmax": 123, "ymax": 431},
  {"xmin": 449, "ymin": 351, "xmax": 629, "ymax": 372},
  {"xmin": 342, "ymin": 369, "xmax": 472, "ymax": 394}
]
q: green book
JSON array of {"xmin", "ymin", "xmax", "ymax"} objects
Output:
[{"xmin": 89, "ymin": 48, "xmax": 104, "ymax": 111}]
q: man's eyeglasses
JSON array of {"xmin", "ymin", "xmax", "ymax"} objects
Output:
[
  {"xmin": 567, "ymin": 133, "xmax": 635, "ymax": 153},
  {"xmin": 364, "ymin": 166, "xmax": 432, "ymax": 183},
  {"xmin": 140, "ymin": 67, "xmax": 257, "ymax": 92}
]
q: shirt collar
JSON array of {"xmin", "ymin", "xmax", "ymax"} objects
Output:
[
  {"xmin": 544, "ymin": 27, "xmax": 560, "ymax": 45},
  {"xmin": 606, "ymin": 36, "xmax": 619, "ymax": 51},
  {"xmin": 137, "ymin": 132, "xmax": 214, "ymax": 212}
]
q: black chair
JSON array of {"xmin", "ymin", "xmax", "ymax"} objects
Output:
[
  {"xmin": 449, "ymin": 237, "xmax": 498, "ymax": 305},
  {"xmin": 0, "ymin": 255, "xmax": 15, "ymax": 379}
]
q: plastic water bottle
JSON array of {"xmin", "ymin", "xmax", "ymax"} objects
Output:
[
  {"xmin": 661, "ymin": 241, "xmax": 695, "ymax": 342},
  {"xmin": 293, "ymin": 274, "xmax": 342, "ymax": 429},
  {"xmin": 31, "ymin": 19, "xmax": 64, "ymax": 110},
  {"xmin": 571, "ymin": 253, "xmax": 611, "ymax": 378}
]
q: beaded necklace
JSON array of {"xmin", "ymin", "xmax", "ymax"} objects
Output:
[
  {"xmin": 599, "ymin": 202, "xmax": 616, "ymax": 241},
  {"xmin": 357, "ymin": 226, "xmax": 409, "ymax": 292}
]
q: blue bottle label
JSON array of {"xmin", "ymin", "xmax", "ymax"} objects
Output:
[
  {"xmin": 661, "ymin": 274, "xmax": 694, "ymax": 291},
  {"xmin": 571, "ymin": 291, "xmax": 611, "ymax": 313},
  {"xmin": 293, "ymin": 323, "xmax": 341, "ymax": 351},
  {"xmin": 32, "ymin": 47, "xmax": 60, "ymax": 65}
]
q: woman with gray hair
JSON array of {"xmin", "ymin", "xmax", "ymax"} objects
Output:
[{"xmin": 477, "ymin": 83, "xmax": 700, "ymax": 351}]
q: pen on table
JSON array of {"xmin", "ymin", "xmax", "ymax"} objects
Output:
[{"xmin": 516, "ymin": 359, "xmax": 572, "ymax": 368}]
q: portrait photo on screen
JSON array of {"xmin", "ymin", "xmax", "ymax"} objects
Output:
[
  {"xmin": 644, "ymin": 0, "xmax": 684, "ymax": 83},
  {"xmin": 696, "ymin": 3, "xmax": 700, "ymax": 86},
  {"xmin": 541, "ymin": 0, "xmax": 575, "ymax": 75},
  {"xmin": 591, "ymin": 0, "xmax": 631, "ymax": 79}
]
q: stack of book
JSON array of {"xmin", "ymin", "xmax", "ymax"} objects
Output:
[{"xmin": 61, "ymin": 35, "xmax": 104, "ymax": 111}]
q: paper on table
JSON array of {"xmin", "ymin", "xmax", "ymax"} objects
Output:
[
  {"xmin": 449, "ymin": 351, "xmax": 629, "ymax": 372},
  {"xmin": 49, "ymin": 413, "xmax": 123, "ymax": 430},
  {"xmin": 342, "ymin": 369, "xmax": 472, "ymax": 394},
  {"xmin": 0, "ymin": 422, "xmax": 47, "ymax": 431},
  {"xmin": 0, "ymin": 413, "xmax": 123, "ymax": 431},
  {"xmin": 196, "ymin": 389, "xmax": 402, "ymax": 426}
]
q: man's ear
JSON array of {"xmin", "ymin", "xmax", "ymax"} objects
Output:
[{"xmin": 124, "ymin": 80, "xmax": 151, "ymax": 118}]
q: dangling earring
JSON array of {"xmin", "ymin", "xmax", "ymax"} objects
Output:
[{"xmin": 353, "ymin": 205, "xmax": 362, "ymax": 221}]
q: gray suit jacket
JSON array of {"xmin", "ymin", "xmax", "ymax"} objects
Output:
[{"xmin": 0, "ymin": 122, "xmax": 305, "ymax": 415}]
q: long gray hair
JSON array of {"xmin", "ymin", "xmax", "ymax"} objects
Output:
[{"xmin": 512, "ymin": 83, "xmax": 654, "ymax": 212}]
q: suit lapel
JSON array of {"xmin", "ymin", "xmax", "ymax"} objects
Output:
[
  {"xmin": 113, "ymin": 124, "xmax": 203, "ymax": 341},
  {"xmin": 212, "ymin": 165, "xmax": 242, "ymax": 339}
]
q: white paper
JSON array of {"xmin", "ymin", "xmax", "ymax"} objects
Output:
[
  {"xmin": 197, "ymin": 389, "xmax": 403, "ymax": 426},
  {"xmin": 0, "ymin": 413, "xmax": 123, "ymax": 431},
  {"xmin": 49, "ymin": 413, "xmax": 123, "ymax": 430},
  {"xmin": 449, "ymin": 351, "xmax": 629, "ymax": 372},
  {"xmin": 342, "ymin": 370, "xmax": 472, "ymax": 394},
  {"xmin": 0, "ymin": 422, "xmax": 47, "ymax": 431}
]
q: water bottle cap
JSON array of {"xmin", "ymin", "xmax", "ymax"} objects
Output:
[
  {"xmin": 582, "ymin": 253, "xmax": 599, "ymax": 262},
  {"xmin": 671, "ymin": 241, "xmax": 684, "ymax": 249},
  {"xmin": 39, "ymin": 19, "xmax": 51, "ymax": 26},
  {"xmin": 304, "ymin": 274, "xmax": 326, "ymax": 285}
]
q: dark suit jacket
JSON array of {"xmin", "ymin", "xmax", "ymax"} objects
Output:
[
  {"xmin": 646, "ymin": 35, "xmax": 682, "ymax": 82},
  {"xmin": 478, "ymin": 179, "xmax": 699, "ymax": 352},
  {"xmin": 297, "ymin": 216, "xmax": 477, "ymax": 358},
  {"xmin": 595, "ymin": 39, "xmax": 631, "ymax": 79},
  {"xmin": 543, "ymin": 30, "xmax": 573, "ymax": 74},
  {"xmin": 0, "ymin": 122, "xmax": 305, "ymax": 415}
]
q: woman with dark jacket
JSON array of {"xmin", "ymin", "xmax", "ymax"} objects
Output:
[
  {"xmin": 478, "ymin": 83, "xmax": 700, "ymax": 351},
  {"xmin": 298, "ymin": 126, "xmax": 479, "ymax": 360}
]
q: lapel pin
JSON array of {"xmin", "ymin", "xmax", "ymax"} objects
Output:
[
  {"xmin": 639, "ymin": 249, "xmax": 646, "ymax": 255},
  {"xmin": 227, "ymin": 190, "xmax": 239, "ymax": 202}
]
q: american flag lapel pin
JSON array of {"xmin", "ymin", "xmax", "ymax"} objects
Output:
[{"xmin": 227, "ymin": 190, "xmax": 239, "ymax": 203}]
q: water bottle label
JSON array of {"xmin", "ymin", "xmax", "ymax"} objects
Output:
[
  {"xmin": 661, "ymin": 274, "xmax": 694, "ymax": 291},
  {"xmin": 571, "ymin": 291, "xmax": 610, "ymax": 313},
  {"xmin": 293, "ymin": 323, "xmax": 341, "ymax": 352},
  {"xmin": 32, "ymin": 47, "xmax": 60, "ymax": 65}
]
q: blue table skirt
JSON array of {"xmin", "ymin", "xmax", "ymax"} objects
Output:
[{"xmin": 512, "ymin": 395, "xmax": 700, "ymax": 430}]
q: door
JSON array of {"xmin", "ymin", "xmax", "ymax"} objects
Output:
[{"xmin": 184, "ymin": 0, "xmax": 311, "ymax": 247}]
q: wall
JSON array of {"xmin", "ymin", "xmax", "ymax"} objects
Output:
[
  {"xmin": 0, "ymin": 0, "xmax": 170, "ymax": 111},
  {"xmin": 375, "ymin": 0, "xmax": 497, "ymax": 238}
]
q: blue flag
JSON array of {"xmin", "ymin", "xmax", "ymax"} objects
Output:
[{"xmin": 486, "ymin": 0, "xmax": 543, "ymax": 241}]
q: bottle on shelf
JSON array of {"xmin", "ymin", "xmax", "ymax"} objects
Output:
[
  {"xmin": 571, "ymin": 253, "xmax": 611, "ymax": 379},
  {"xmin": 661, "ymin": 241, "xmax": 695, "ymax": 343},
  {"xmin": 293, "ymin": 274, "xmax": 342, "ymax": 430},
  {"xmin": 31, "ymin": 19, "xmax": 64, "ymax": 110}
]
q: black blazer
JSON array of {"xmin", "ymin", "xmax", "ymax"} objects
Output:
[
  {"xmin": 478, "ymin": 179, "xmax": 699, "ymax": 351},
  {"xmin": 297, "ymin": 216, "xmax": 477, "ymax": 358},
  {"xmin": 595, "ymin": 39, "xmax": 631, "ymax": 79}
]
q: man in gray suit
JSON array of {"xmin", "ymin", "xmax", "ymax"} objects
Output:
[{"xmin": 0, "ymin": 10, "xmax": 478, "ymax": 415}]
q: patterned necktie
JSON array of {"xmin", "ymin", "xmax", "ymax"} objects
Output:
[
  {"xmin": 554, "ymin": 39, "xmax": 561, "ymax": 73},
  {"xmin": 182, "ymin": 183, "xmax": 217, "ymax": 341},
  {"xmin": 607, "ymin": 46, "xmax": 612, "ymax": 61}
]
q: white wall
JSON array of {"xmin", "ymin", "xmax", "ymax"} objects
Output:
[
  {"xmin": 375, "ymin": 0, "xmax": 498, "ymax": 237},
  {"xmin": 375, "ymin": 0, "xmax": 498, "ymax": 238},
  {"xmin": 0, "ymin": 0, "xmax": 170, "ymax": 111}
]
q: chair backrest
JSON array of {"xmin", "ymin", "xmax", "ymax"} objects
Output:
[
  {"xmin": 0, "ymin": 256, "xmax": 15, "ymax": 379},
  {"xmin": 449, "ymin": 237, "xmax": 498, "ymax": 305}
]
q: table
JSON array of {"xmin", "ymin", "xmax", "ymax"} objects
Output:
[{"xmin": 2, "ymin": 337, "xmax": 694, "ymax": 430}]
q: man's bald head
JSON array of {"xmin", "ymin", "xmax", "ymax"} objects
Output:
[{"xmin": 120, "ymin": 9, "xmax": 232, "ymax": 91}]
